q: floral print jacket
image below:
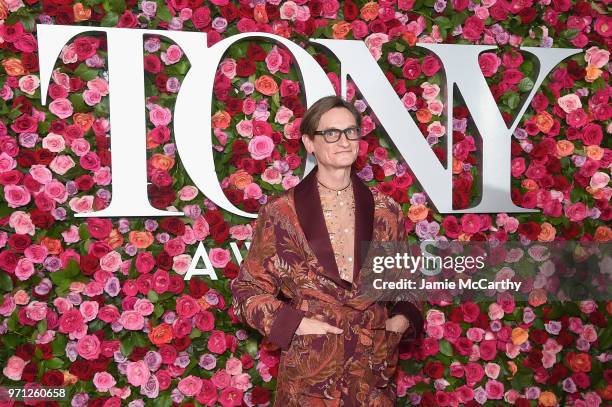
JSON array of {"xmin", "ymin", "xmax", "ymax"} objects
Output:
[{"xmin": 231, "ymin": 165, "xmax": 424, "ymax": 405}]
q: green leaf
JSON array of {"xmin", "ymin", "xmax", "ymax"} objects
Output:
[
  {"xmin": 0, "ymin": 271, "xmax": 13, "ymax": 292},
  {"xmin": 598, "ymin": 326, "xmax": 612, "ymax": 351},
  {"xmin": 439, "ymin": 339, "xmax": 453, "ymax": 357},
  {"xmin": 74, "ymin": 64, "xmax": 99, "ymax": 81},
  {"xmin": 157, "ymin": 6, "xmax": 172, "ymax": 22},
  {"xmin": 100, "ymin": 12, "xmax": 119, "ymax": 27},
  {"xmin": 45, "ymin": 357, "xmax": 65, "ymax": 369},
  {"xmin": 518, "ymin": 77, "xmax": 534, "ymax": 92}
]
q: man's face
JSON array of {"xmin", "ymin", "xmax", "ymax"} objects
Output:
[{"xmin": 301, "ymin": 107, "xmax": 360, "ymax": 170}]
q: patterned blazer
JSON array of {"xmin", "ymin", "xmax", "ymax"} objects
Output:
[{"xmin": 231, "ymin": 165, "xmax": 424, "ymax": 405}]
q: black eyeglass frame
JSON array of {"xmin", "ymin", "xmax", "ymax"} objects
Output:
[{"xmin": 312, "ymin": 126, "xmax": 363, "ymax": 143}]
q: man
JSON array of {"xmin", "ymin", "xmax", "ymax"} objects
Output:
[{"xmin": 231, "ymin": 95, "xmax": 424, "ymax": 406}]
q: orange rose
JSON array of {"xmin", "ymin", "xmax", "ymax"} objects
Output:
[
  {"xmin": 229, "ymin": 169, "xmax": 253, "ymax": 190},
  {"xmin": 40, "ymin": 237, "xmax": 63, "ymax": 255},
  {"xmin": 538, "ymin": 391, "xmax": 557, "ymax": 407},
  {"xmin": 63, "ymin": 371, "xmax": 79, "ymax": 386},
  {"xmin": 73, "ymin": 3, "xmax": 91, "ymax": 22},
  {"xmin": 511, "ymin": 327, "xmax": 528, "ymax": 345},
  {"xmin": 2, "ymin": 58, "xmax": 25, "ymax": 76},
  {"xmin": 506, "ymin": 361, "xmax": 517, "ymax": 376},
  {"xmin": 148, "ymin": 323, "xmax": 174, "ymax": 345},
  {"xmin": 0, "ymin": 0, "xmax": 7, "ymax": 20},
  {"xmin": 146, "ymin": 130, "xmax": 160, "ymax": 150},
  {"xmin": 255, "ymin": 75, "xmax": 278, "ymax": 96},
  {"xmin": 537, "ymin": 222, "xmax": 556, "ymax": 242},
  {"xmin": 408, "ymin": 204, "xmax": 428, "ymax": 222},
  {"xmin": 528, "ymin": 288, "xmax": 547, "ymax": 307},
  {"xmin": 150, "ymin": 153, "xmax": 175, "ymax": 171},
  {"xmin": 254, "ymin": 3, "xmax": 268, "ymax": 23},
  {"xmin": 212, "ymin": 111, "xmax": 231, "ymax": 129},
  {"xmin": 535, "ymin": 111, "xmax": 554, "ymax": 133},
  {"xmin": 402, "ymin": 31, "xmax": 417, "ymax": 47},
  {"xmin": 129, "ymin": 231, "xmax": 154, "ymax": 249},
  {"xmin": 594, "ymin": 226, "xmax": 612, "ymax": 242},
  {"xmin": 521, "ymin": 179, "xmax": 538, "ymax": 190},
  {"xmin": 332, "ymin": 21, "xmax": 351, "ymax": 39},
  {"xmin": 585, "ymin": 65, "xmax": 602, "ymax": 82},
  {"xmin": 360, "ymin": 1, "xmax": 379, "ymax": 21},
  {"xmin": 107, "ymin": 229, "xmax": 124, "ymax": 249},
  {"xmin": 585, "ymin": 145, "xmax": 604, "ymax": 160},
  {"xmin": 569, "ymin": 353, "xmax": 591, "ymax": 373},
  {"xmin": 197, "ymin": 297, "xmax": 211, "ymax": 311},
  {"xmin": 73, "ymin": 113, "xmax": 94, "ymax": 132},
  {"xmin": 556, "ymin": 140, "xmax": 574, "ymax": 157},
  {"xmin": 452, "ymin": 158, "xmax": 463, "ymax": 174},
  {"xmin": 416, "ymin": 108, "xmax": 432, "ymax": 123}
]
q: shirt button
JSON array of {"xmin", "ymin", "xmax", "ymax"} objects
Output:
[
  {"xmin": 340, "ymin": 202, "xmax": 344, "ymax": 206},
  {"xmin": 348, "ymin": 257, "xmax": 352, "ymax": 262},
  {"xmin": 344, "ymin": 228, "xmax": 349, "ymax": 233}
]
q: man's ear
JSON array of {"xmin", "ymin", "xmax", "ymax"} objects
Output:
[{"xmin": 301, "ymin": 134, "xmax": 313, "ymax": 154}]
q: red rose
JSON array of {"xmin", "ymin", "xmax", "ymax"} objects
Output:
[
  {"xmin": 73, "ymin": 37, "xmax": 99, "ymax": 61},
  {"xmin": 402, "ymin": 58, "xmax": 421, "ymax": 80},
  {"xmin": 69, "ymin": 360, "xmax": 93, "ymax": 380},
  {"xmin": 160, "ymin": 217, "xmax": 186, "ymax": 236},
  {"xmin": 189, "ymin": 277, "xmax": 209, "ymax": 299},
  {"xmin": 421, "ymin": 55, "xmax": 441, "ymax": 76},
  {"xmin": 168, "ymin": 275, "xmax": 185, "ymax": 294},
  {"xmin": 517, "ymin": 221, "xmax": 541, "ymax": 240},
  {"xmin": 451, "ymin": 0, "xmax": 469, "ymax": 11},
  {"xmin": 462, "ymin": 16, "xmax": 484, "ymax": 41},
  {"xmin": 11, "ymin": 114, "xmax": 37, "ymax": 133},
  {"xmin": 192, "ymin": 7, "xmax": 211, "ymax": 29},
  {"xmin": 343, "ymin": 0, "xmax": 358, "ymax": 20},
  {"xmin": 246, "ymin": 43, "xmax": 266, "ymax": 61},
  {"xmin": 236, "ymin": 57, "xmax": 256, "ymax": 77},
  {"xmin": 41, "ymin": 370, "xmax": 64, "ymax": 386},
  {"xmin": 144, "ymin": 54, "xmax": 162, "ymax": 73},
  {"xmin": 117, "ymin": 10, "xmax": 137, "ymax": 27},
  {"xmin": 252, "ymin": 387, "xmax": 271, "ymax": 404},
  {"xmin": 424, "ymin": 361, "xmax": 445, "ymax": 379}
]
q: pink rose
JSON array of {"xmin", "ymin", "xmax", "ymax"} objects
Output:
[
  {"xmin": 161, "ymin": 44, "xmax": 183, "ymax": 65},
  {"xmin": 557, "ymin": 93, "xmax": 582, "ymax": 113},
  {"xmin": 30, "ymin": 165, "xmax": 52, "ymax": 184},
  {"xmin": 236, "ymin": 119, "xmax": 253, "ymax": 138},
  {"xmin": 87, "ymin": 77, "xmax": 109, "ymax": 95},
  {"xmin": 49, "ymin": 155, "xmax": 76, "ymax": 175},
  {"xmin": 219, "ymin": 387, "xmax": 243, "ymax": 407},
  {"xmin": 264, "ymin": 46, "xmax": 282, "ymax": 74},
  {"xmin": 77, "ymin": 334, "xmax": 101, "ymax": 360},
  {"xmin": 48, "ymin": 98, "xmax": 73, "ymax": 119},
  {"xmin": 15, "ymin": 258, "xmax": 34, "ymax": 280},
  {"xmin": 80, "ymin": 301, "xmax": 99, "ymax": 321},
  {"xmin": 484, "ymin": 379, "xmax": 504, "ymax": 399},
  {"xmin": 9, "ymin": 211, "xmax": 35, "ymax": 235},
  {"xmin": 178, "ymin": 375, "xmax": 203, "ymax": 397},
  {"xmin": 426, "ymin": 309, "xmax": 445, "ymax": 326},
  {"xmin": 93, "ymin": 371, "xmax": 116, "ymax": 392},
  {"xmin": 176, "ymin": 294, "xmax": 200, "ymax": 318},
  {"xmin": 478, "ymin": 52, "xmax": 501, "ymax": 77},
  {"xmin": 243, "ymin": 183, "xmax": 262, "ymax": 199},
  {"xmin": 18, "ymin": 75, "xmax": 39, "ymax": 95},
  {"xmin": 4, "ymin": 185, "xmax": 31, "ymax": 208},
  {"xmin": 209, "ymin": 248, "xmax": 230, "ymax": 268},
  {"xmin": 3, "ymin": 355, "xmax": 25, "ymax": 380},
  {"xmin": 282, "ymin": 174, "xmax": 299, "ymax": 190},
  {"xmin": 247, "ymin": 135, "xmax": 274, "ymax": 160},
  {"xmin": 25, "ymin": 301, "xmax": 47, "ymax": 321},
  {"xmin": 126, "ymin": 360, "xmax": 150, "ymax": 386},
  {"xmin": 207, "ymin": 330, "xmax": 228, "ymax": 354},
  {"xmin": 120, "ymin": 310, "xmax": 145, "ymax": 330},
  {"xmin": 211, "ymin": 369, "xmax": 232, "ymax": 389},
  {"xmin": 464, "ymin": 362, "xmax": 484, "ymax": 385},
  {"xmin": 564, "ymin": 202, "xmax": 587, "ymax": 222},
  {"xmin": 83, "ymin": 89, "xmax": 102, "ymax": 106},
  {"xmin": 100, "ymin": 251, "xmax": 122, "ymax": 272},
  {"xmin": 279, "ymin": 1, "xmax": 298, "ymax": 20},
  {"xmin": 585, "ymin": 46, "xmax": 609, "ymax": 68},
  {"xmin": 149, "ymin": 106, "xmax": 172, "ymax": 127},
  {"xmin": 479, "ymin": 339, "xmax": 497, "ymax": 361}
]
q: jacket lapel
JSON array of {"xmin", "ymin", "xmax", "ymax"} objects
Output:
[{"xmin": 293, "ymin": 165, "xmax": 374, "ymax": 290}]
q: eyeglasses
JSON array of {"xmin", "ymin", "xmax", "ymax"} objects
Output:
[{"xmin": 312, "ymin": 126, "xmax": 362, "ymax": 143}]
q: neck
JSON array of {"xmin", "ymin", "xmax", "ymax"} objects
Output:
[{"xmin": 316, "ymin": 165, "xmax": 352, "ymax": 190}]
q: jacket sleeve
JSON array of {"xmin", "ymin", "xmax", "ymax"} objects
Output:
[
  {"xmin": 230, "ymin": 202, "xmax": 305, "ymax": 351},
  {"xmin": 385, "ymin": 198, "xmax": 425, "ymax": 344}
]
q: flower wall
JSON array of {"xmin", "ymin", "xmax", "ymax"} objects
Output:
[{"xmin": 0, "ymin": 0, "xmax": 610, "ymax": 406}]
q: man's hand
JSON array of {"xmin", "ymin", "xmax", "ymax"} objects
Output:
[
  {"xmin": 386, "ymin": 314, "xmax": 410, "ymax": 333},
  {"xmin": 295, "ymin": 317, "xmax": 343, "ymax": 335}
]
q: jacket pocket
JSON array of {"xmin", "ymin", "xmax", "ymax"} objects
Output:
[{"xmin": 282, "ymin": 331, "xmax": 343, "ymax": 398}]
